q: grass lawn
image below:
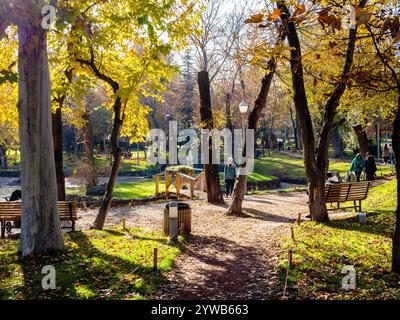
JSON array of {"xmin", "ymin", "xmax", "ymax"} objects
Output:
[
  {"xmin": 255, "ymin": 153, "xmax": 394, "ymax": 179},
  {"xmin": 0, "ymin": 227, "xmax": 180, "ymax": 300},
  {"xmin": 65, "ymin": 153, "xmax": 396, "ymax": 201},
  {"xmin": 93, "ymin": 156, "xmax": 149, "ymax": 172},
  {"xmin": 278, "ymin": 179, "xmax": 400, "ymax": 299},
  {"xmin": 113, "ymin": 180, "xmax": 166, "ymax": 199}
]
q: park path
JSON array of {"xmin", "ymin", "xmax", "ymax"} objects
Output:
[
  {"xmin": 76, "ymin": 192, "xmax": 309, "ymax": 299},
  {"xmin": 153, "ymin": 193, "xmax": 310, "ymax": 300},
  {"xmin": 78, "ymin": 191, "xmax": 309, "ymax": 299}
]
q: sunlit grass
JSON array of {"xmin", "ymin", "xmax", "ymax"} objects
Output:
[
  {"xmin": 0, "ymin": 227, "xmax": 180, "ymax": 300},
  {"xmin": 278, "ymin": 179, "xmax": 400, "ymax": 299}
]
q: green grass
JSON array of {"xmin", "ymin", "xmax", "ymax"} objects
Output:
[
  {"xmin": 4, "ymin": 150, "xmax": 20, "ymax": 166},
  {"xmin": 113, "ymin": 180, "xmax": 167, "ymax": 199},
  {"xmin": 278, "ymin": 179, "xmax": 400, "ymax": 299},
  {"xmin": 0, "ymin": 227, "xmax": 180, "ymax": 300},
  {"xmin": 67, "ymin": 180, "xmax": 168, "ymax": 200},
  {"xmin": 253, "ymin": 153, "xmax": 394, "ymax": 180},
  {"xmin": 93, "ymin": 156, "xmax": 148, "ymax": 173},
  {"xmin": 65, "ymin": 152, "xmax": 396, "ymax": 200}
]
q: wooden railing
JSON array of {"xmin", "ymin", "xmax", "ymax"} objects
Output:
[{"xmin": 155, "ymin": 170, "xmax": 204, "ymax": 199}]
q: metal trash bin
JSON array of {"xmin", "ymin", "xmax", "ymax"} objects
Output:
[{"xmin": 163, "ymin": 202, "xmax": 192, "ymax": 235}]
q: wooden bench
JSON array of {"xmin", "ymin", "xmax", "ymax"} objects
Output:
[
  {"xmin": 325, "ymin": 182, "xmax": 371, "ymax": 212},
  {"xmin": 0, "ymin": 201, "xmax": 78, "ymax": 238}
]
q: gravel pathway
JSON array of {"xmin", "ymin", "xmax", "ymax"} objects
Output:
[{"xmin": 73, "ymin": 191, "xmax": 309, "ymax": 300}]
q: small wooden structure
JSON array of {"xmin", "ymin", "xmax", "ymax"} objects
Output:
[
  {"xmin": 325, "ymin": 181, "xmax": 371, "ymax": 212},
  {"xmin": 155, "ymin": 169, "xmax": 204, "ymax": 199}
]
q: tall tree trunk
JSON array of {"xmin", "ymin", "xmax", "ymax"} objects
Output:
[
  {"xmin": 0, "ymin": 147, "xmax": 8, "ymax": 170},
  {"xmin": 92, "ymin": 98, "xmax": 122, "ymax": 229},
  {"xmin": 52, "ymin": 105, "xmax": 66, "ymax": 201},
  {"xmin": 296, "ymin": 113, "xmax": 303, "ymax": 150},
  {"xmin": 332, "ymin": 125, "xmax": 345, "ymax": 158},
  {"xmin": 227, "ymin": 31, "xmax": 284, "ymax": 215},
  {"xmin": 198, "ymin": 71, "xmax": 224, "ymax": 204},
  {"xmin": 52, "ymin": 70, "xmax": 72, "ymax": 201},
  {"xmin": 82, "ymin": 109, "xmax": 96, "ymax": 188},
  {"xmin": 17, "ymin": 1, "xmax": 63, "ymax": 255},
  {"xmin": 353, "ymin": 124, "xmax": 369, "ymax": 157},
  {"xmin": 278, "ymin": 0, "xmax": 366, "ymax": 222},
  {"xmin": 76, "ymin": 51, "xmax": 123, "ymax": 230},
  {"xmin": 391, "ymin": 96, "xmax": 400, "ymax": 273}
]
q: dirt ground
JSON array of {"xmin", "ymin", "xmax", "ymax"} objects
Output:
[{"xmin": 77, "ymin": 191, "xmax": 309, "ymax": 300}]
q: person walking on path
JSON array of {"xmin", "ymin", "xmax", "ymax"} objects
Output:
[
  {"xmin": 224, "ymin": 157, "xmax": 236, "ymax": 197},
  {"xmin": 350, "ymin": 153, "xmax": 366, "ymax": 182},
  {"xmin": 365, "ymin": 152, "xmax": 377, "ymax": 181},
  {"xmin": 382, "ymin": 144, "xmax": 390, "ymax": 165}
]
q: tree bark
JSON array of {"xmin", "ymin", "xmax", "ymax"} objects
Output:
[
  {"xmin": 17, "ymin": 1, "xmax": 64, "ymax": 255},
  {"xmin": 332, "ymin": 124, "xmax": 345, "ymax": 158},
  {"xmin": 353, "ymin": 124, "xmax": 369, "ymax": 157},
  {"xmin": 289, "ymin": 106, "xmax": 299, "ymax": 151},
  {"xmin": 198, "ymin": 71, "xmax": 224, "ymax": 204},
  {"xmin": 296, "ymin": 113, "xmax": 303, "ymax": 151},
  {"xmin": 0, "ymin": 147, "xmax": 8, "ymax": 170},
  {"xmin": 52, "ymin": 105, "xmax": 66, "ymax": 201},
  {"xmin": 52, "ymin": 69, "xmax": 72, "ymax": 201}
]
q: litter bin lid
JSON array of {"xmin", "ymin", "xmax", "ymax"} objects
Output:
[{"xmin": 165, "ymin": 202, "xmax": 191, "ymax": 209}]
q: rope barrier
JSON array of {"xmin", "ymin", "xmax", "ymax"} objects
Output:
[{"xmin": 99, "ymin": 224, "xmax": 182, "ymax": 298}]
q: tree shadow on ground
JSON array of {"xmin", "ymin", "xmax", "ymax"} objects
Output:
[
  {"xmin": 325, "ymin": 210, "xmax": 395, "ymax": 238},
  {"xmin": 14, "ymin": 230, "xmax": 166, "ymax": 300},
  {"xmin": 155, "ymin": 234, "xmax": 281, "ymax": 300},
  {"xmin": 242, "ymin": 207, "xmax": 295, "ymax": 223}
]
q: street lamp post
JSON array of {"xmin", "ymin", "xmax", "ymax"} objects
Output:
[{"xmin": 238, "ymin": 100, "xmax": 249, "ymax": 152}]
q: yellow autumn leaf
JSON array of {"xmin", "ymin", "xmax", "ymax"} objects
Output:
[
  {"xmin": 268, "ymin": 8, "xmax": 281, "ymax": 21},
  {"xmin": 293, "ymin": 4, "xmax": 305, "ymax": 17}
]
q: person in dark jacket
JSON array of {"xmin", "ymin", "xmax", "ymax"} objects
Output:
[
  {"xmin": 365, "ymin": 152, "xmax": 377, "ymax": 181},
  {"xmin": 350, "ymin": 153, "xmax": 365, "ymax": 182},
  {"xmin": 224, "ymin": 157, "xmax": 236, "ymax": 197}
]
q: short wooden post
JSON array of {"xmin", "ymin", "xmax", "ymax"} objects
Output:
[
  {"xmin": 288, "ymin": 249, "xmax": 293, "ymax": 269},
  {"xmin": 176, "ymin": 173, "xmax": 181, "ymax": 197},
  {"xmin": 200, "ymin": 172, "xmax": 205, "ymax": 191},
  {"xmin": 122, "ymin": 218, "xmax": 126, "ymax": 230},
  {"xmin": 155, "ymin": 175, "xmax": 160, "ymax": 196},
  {"xmin": 290, "ymin": 226, "xmax": 295, "ymax": 241},
  {"xmin": 165, "ymin": 172, "xmax": 170, "ymax": 199},
  {"xmin": 153, "ymin": 248, "xmax": 158, "ymax": 271},
  {"xmin": 297, "ymin": 213, "xmax": 302, "ymax": 226},
  {"xmin": 190, "ymin": 180, "xmax": 195, "ymax": 199}
]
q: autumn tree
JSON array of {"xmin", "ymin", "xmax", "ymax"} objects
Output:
[
  {"xmin": 64, "ymin": 0, "xmax": 196, "ymax": 229},
  {"xmin": 276, "ymin": 0, "xmax": 369, "ymax": 222},
  {"xmin": 0, "ymin": 0, "xmax": 64, "ymax": 255},
  {"xmin": 354, "ymin": 9, "xmax": 400, "ymax": 272}
]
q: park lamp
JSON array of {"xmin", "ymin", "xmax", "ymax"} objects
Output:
[{"xmin": 238, "ymin": 100, "xmax": 249, "ymax": 115}]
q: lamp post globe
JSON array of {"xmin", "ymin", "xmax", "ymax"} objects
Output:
[{"xmin": 238, "ymin": 100, "xmax": 249, "ymax": 115}]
